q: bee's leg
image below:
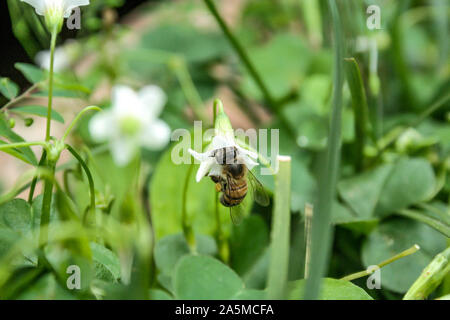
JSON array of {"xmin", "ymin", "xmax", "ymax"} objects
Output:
[{"xmin": 215, "ymin": 183, "xmax": 222, "ymax": 192}]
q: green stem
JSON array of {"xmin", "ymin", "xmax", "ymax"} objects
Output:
[
  {"xmin": 404, "ymin": 246, "xmax": 450, "ymax": 300},
  {"xmin": 182, "ymin": 164, "xmax": 196, "ymax": 251},
  {"xmin": 65, "ymin": 145, "xmax": 96, "ymax": 226},
  {"xmin": 45, "ymin": 25, "xmax": 58, "ymax": 142},
  {"xmin": 304, "ymin": 0, "xmax": 344, "ymax": 300},
  {"xmin": 202, "ymin": 0, "xmax": 296, "ymax": 140},
  {"xmin": 376, "ymin": 92, "xmax": 450, "ymax": 155},
  {"xmin": 0, "ymin": 141, "xmax": 47, "ymax": 150},
  {"xmin": 341, "ymin": 245, "xmax": 420, "ymax": 281},
  {"xmin": 2, "ymin": 83, "xmax": 39, "ymax": 110},
  {"xmin": 215, "ymin": 191, "xmax": 229, "ymax": 263},
  {"xmin": 28, "ymin": 152, "xmax": 47, "ymax": 203},
  {"xmin": 267, "ymin": 156, "xmax": 292, "ymax": 299},
  {"xmin": 61, "ymin": 106, "xmax": 101, "ymax": 142},
  {"xmin": 38, "ymin": 161, "xmax": 55, "ymax": 260}
]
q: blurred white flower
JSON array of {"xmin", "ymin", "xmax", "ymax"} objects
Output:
[
  {"xmin": 188, "ymin": 135, "xmax": 259, "ymax": 183},
  {"xmin": 21, "ymin": 0, "xmax": 90, "ymax": 30},
  {"xmin": 35, "ymin": 47, "xmax": 69, "ymax": 71},
  {"xmin": 21, "ymin": 0, "xmax": 89, "ymax": 18},
  {"xmin": 89, "ymin": 85, "xmax": 171, "ymax": 166}
]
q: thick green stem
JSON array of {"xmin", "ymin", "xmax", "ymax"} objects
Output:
[
  {"xmin": 38, "ymin": 162, "xmax": 55, "ymax": 259},
  {"xmin": 45, "ymin": 25, "xmax": 58, "ymax": 142},
  {"xmin": 28, "ymin": 152, "xmax": 47, "ymax": 203},
  {"xmin": 404, "ymin": 246, "xmax": 450, "ymax": 300},
  {"xmin": 267, "ymin": 156, "xmax": 292, "ymax": 299},
  {"xmin": 304, "ymin": 0, "xmax": 344, "ymax": 300}
]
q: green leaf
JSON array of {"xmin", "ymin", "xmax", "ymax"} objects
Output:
[
  {"xmin": 0, "ymin": 199, "xmax": 31, "ymax": 234},
  {"xmin": 149, "ymin": 289, "xmax": 173, "ymax": 300},
  {"xmin": 154, "ymin": 233, "xmax": 217, "ymax": 276},
  {"xmin": 0, "ymin": 77, "xmax": 19, "ymax": 99},
  {"xmin": 0, "ymin": 114, "xmax": 37, "ymax": 165},
  {"xmin": 375, "ymin": 158, "xmax": 436, "ymax": 217},
  {"xmin": 173, "ymin": 255, "xmax": 244, "ymax": 299},
  {"xmin": 242, "ymin": 33, "xmax": 311, "ymax": 100},
  {"xmin": 150, "ymin": 146, "xmax": 245, "ymax": 239},
  {"xmin": 288, "ymin": 278, "xmax": 373, "ymax": 300},
  {"xmin": 11, "ymin": 105, "xmax": 65, "ymax": 123},
  {"xmin": 232, "ymin": 289, "xmax": 266, "ymax": 300},
  {"xmin": 15, "ymin": 63, "xmax": 45, "ymax": 84},
  {"xmin": 362, "ymin": 218, "xmax": 447, "ymax": 293},
  {"xmin": 90, "ymin": 242, "xmax": 121, "ymax": 282},
  {"xmin": 16, "ymin": 273, "xmax": 75, "ymax": 300},
  {"xmin": 230, "ymin": 215, "xmax": 269, "ymax": 276},
  {"xmin": 338, "ymin": 164, "xmax": 393, "ymax": 219}
]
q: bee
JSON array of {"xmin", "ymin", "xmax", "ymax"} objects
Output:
[{"xmin": 210, "ymin": 146, "xmax": 270, "ymax": 225}]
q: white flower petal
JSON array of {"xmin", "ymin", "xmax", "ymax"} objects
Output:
[
  {"xmin": 110, "ymin": 137, "xmax": 137, "ymax": 167},
  {"xmin": 211, "ymin": 135, "xmax": 234, "ymax": 150},
  {"xmin": 242, "ymin": 155, "xmax": 259, "ymax": 170},
  {"xmin": 111, "ymin": 85, "xmax": 147, "ymax": 119},
  {"xmin": 62, "ymin": 0, "xmax": 90, "ymax": 17},
  {"xmin": 188, "ymin": 149, "xmax": 211, "ymax": 162},
  {"xmin": 236, "ymin": 145, "xmax": 258, "ymax": 160},
  {"xmin": 196, "ymin": 158, "xmax": 215, "ymax": 182},
  {"xmin": 35, "ymin": 47, "xmax": 70, "ymax": 72},
  {"xmin": 138, "ymin": 85, "xmax": 167, "ymax": 119},
  {"xmin": 208, "ymin": 163, "xmax": 222, "ymax": 177},
  {"xmin": 140, "ymin": 119, "xmax": 171, "ymax": 150},
  {"xmin": 89, "ymin": 111, "xmax": 115, "ymax": 142},
  {"xmin": 21, "ymin": 0, "xmax": 46, "ymax": 15}
]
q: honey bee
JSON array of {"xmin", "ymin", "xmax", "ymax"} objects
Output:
[{"xmin": 209, "ymin": 146, "xmax": 270, "ymax": 225}]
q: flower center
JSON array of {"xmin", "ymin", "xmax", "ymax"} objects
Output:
[{"xmin": 119, "ymin": 116, "xmax": 142, "ymax": 137}]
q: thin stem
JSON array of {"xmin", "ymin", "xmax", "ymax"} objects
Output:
[
  {"xmin": 28, "ymin": 152, "xmax": 47, "ymax": 203},
  {"xmin": 341, "ymin": 245, "xmax": 420, "ymax": 281},
  {"xmin": 170, "ymin": 58, "xmax": 208, "ymax": 123},
  {"xmin": 0, "ymin": 141, "xmax": 47, "ymax": 150},
  {"xmin": 38, "ymin": 162, "xmax": 55, "ymax": 261},
  {"xmin": 65, "ymin": 145, "xmax": 96, "ymax": 226},
  {"xmin": 202, "ymin": 0, "xmax": 297, "ymax": 140},
  {"xmin": 2, "ymin": 83, "xmax": 40, "ymax": 110},
  {"xmin": 45, "ymin": 25, "xmax": 58, "ymax": 142},
  {"xmin": 304, "ymin": 203, "xmax": 313, "ymax": 279},
  {"xmin": 61, "ymin": 106, "xmax": 101, "ymax": 142},
  {"xmin": 376, "ymin": 92, "xmax": 450, "ymax": 155},
  {"xmin": 182, "ymin": 164, "xmax": 196, "ymax": 251}
]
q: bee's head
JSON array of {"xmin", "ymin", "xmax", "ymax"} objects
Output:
[{"xmin": 227, "ymin": 163, "xmax": 244, "ymax": 177}]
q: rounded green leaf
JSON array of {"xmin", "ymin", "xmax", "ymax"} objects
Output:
[
  {"xmin": 173, "ymin": 255, "xmax": 244, "ymax": 299},
  {"xmin": 154, "ymin": 233, "xmax": 217, "ymax": 276},
  {"xmin": 362, "ymin": 218, "xmax": 447, "ymax": 293},
  {"xmin": 288, "ymin": 278, "xmax": 373, "ymax": 300},
  {"xmin": 375, "ymin": 158, "xmax": 436, "ymax": 217}
]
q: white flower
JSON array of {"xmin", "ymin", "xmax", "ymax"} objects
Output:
[
  {"xmin": 89, "ymin": 85, "xmax": 171, "ymax": 166},
  {"xmin": 188, "ymin": 134, "xmax": 259, "ymax": 183},
  {"xmin": 21, "ymin": 0, "xmax": 89, "ymax": 18},
  {"xmin": 21, "ymin": 0, "xmax": 90, "ymax": 30},
  {"xmin": 35, "ymin": 47, "xmax": 70, "ymax": 71}
]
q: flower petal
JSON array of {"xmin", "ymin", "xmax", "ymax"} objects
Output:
[
  {"xmin": 188, "ymin": 149, "xmax": 212, "ymax": 162},
  {"xmin": 236, "ymin": 144, "xmax": 258, "ymax": 160},
  {"xmin": 138, "ymin": 85, "xmax": 167, "ymax": 119},
  {"xmin": 111, "ymin": 85, "xmax": 147, "ymax": 119},
  {"xmin": 21, "ymin": 0, "xmax": 45, "ymax": 16},
  {"xmin": 196, "ymin": 158, "xmax": 215, "ymax": 182},
  {"xmin": 63, "ymin": 0, "xmax": 90, "ymax": 18},
  {"xmin": 208, "ymin": 163, "xmax": 222, "ymax": 177},
  {"xmin": 140, "ymin": 119, "xmax": 171, "ymax": 150},
  {"xmin": 89, "ymin": 111, "xmax": 115, "ymax": 142},
  {"xmin": 109, "ymin": 137, "xmax": 137, "ymax": 167},
  {"xmin": 210, "ymin": 134, "xmax": 234, "ymax": 150},
  {"xmin": 243, "ymin": 155, "xmax": 259, "ymax": 170}
]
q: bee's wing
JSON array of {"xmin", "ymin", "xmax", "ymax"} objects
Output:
[
  {"xmin": 230, "ymin": 204, "xmax": 245, "ymax": 225},
  {"xmin": 247, "ymin": 169, "xmax": 270, "ymax": 207}
]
